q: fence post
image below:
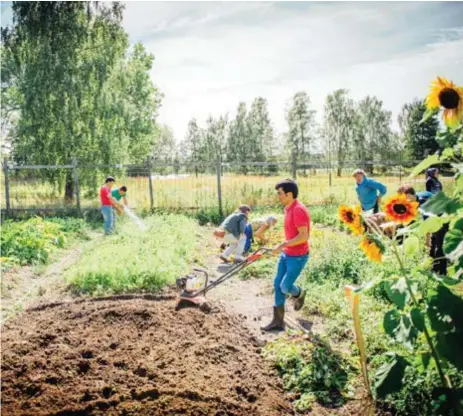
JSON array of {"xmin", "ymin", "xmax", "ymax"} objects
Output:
[
  {"xmin": 3, "ymin": 160, "xmax": 11, "ymax": 218},
  {"xmin": 291, "ymin": 152, "xmax": 297, "ymax": 180},
  {"xmin": 147, "ymin": 156, "xmax": 154, "ymax": 213},
  {"xmin": 216, "ymin": 158, "xmax": 223, "ymax": 218},
  {"xmin": 72, "ymin": 157, "xmax": 81, "ymax": 217}
]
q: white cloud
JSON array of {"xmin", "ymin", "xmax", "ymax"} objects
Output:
[
  {"xmin": 123, "ymin": 2, "xmax": 463, "ymax": 141},
  {"xmin": 137, "ymin": 1, "xmax": 460, "ymax": 142}
]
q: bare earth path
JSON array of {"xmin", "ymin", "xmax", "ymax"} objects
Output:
[
  {"xmin": 1, "ymin": 233, "xmax": 101, "ymax": 325},
  {"xmin": 201, "ymin": 228, "xmax": 322, "ymax": 343}
]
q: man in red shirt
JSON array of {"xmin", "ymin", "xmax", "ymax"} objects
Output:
[
  {"xmin": 100, "ymin": 176, "xmax": 117, "ymax": 235},
  {"xmin": 261, "ymin": 178, "xmax": 310, "ymax": 331}
]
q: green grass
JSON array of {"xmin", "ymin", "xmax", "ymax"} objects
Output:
[
  {"xmin": 66, "ymin": 214, "xmax": 199, "ymax": 295},
  {"xmin": 3, "ymin": 171, "xmax": 455, "ymax": 213},
  {"xmin": 241, "ymin": 223, "xmax": 463, "ymax": 414}
]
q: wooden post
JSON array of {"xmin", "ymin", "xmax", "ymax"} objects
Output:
[
  {"xmin": 147, "ymin": 157, "xmax": 154, "ymax": 213},
  {"xmin": 3, "ymin": 160, "xmax": 11, "ymax": 218},
  {"xmin": 72, "ymin": 157, "xmax": 81, "ymax": 216},
  {"xmin": 291, "ymin": 152, "xmax": 297, "ymax": 180},
  {"xmin": 216, "ymin": 158, "xmax": 223, "ymax": 219}
]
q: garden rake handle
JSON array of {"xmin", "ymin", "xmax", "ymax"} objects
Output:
[
  {"xmin": 246, "ymin": 247, "xmax": 271, "ymax": 264},
  {"xmin": 185, "ymin": 248, "xmax": 271, "ymax": 298}
]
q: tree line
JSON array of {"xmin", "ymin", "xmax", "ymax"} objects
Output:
[
  {"xmin": 1, "ymin": 1, "xmax": 441, "ymax": 194},
  {"xmin": 1, "ymin": 2, "xmax": 162, "ymax": 198},
  {"xmin": 161, "ymin": 91, "xmax": 439, "ymax": 176}
]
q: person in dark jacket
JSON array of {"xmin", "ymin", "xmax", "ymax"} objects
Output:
[
  {"xmin": 398, "ymin": 185, "xmax": 448, "ymax": 275},
  {"xmin": 425, "ymin": 168, "xmax": 443, "ymax": 194},
  {"xmin": 219, "ymin": 205, "xmax": 251, "ymax": 263}
]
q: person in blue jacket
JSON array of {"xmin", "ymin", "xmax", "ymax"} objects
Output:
[{"xmin": 352, "ymin": 169, "xmax": 387, "ymax": 214}]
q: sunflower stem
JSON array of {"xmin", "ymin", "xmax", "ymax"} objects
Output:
[{"xmin": 389, "ymin": 240, "xmax": 452, "ymax": 391}]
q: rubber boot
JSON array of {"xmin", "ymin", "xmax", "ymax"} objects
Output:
[
  {"xmin": 261, "ymin": 306, "xmax": 285, "ymax": 332},
  {"xmin": 293, "ymin": 288, "xmax": 306, "ymax": 312}
]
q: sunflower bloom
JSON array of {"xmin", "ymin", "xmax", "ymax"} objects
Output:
[
  {"xmin": 360, "ymin": 238, "xmax": 383, "ymax": 263},
  {"xmin": 338, "ymin": 204, "xmax": 364, "ymax": 236},
  {"xmin": 384, "ymin": 194, "xmax": 419, "ymax": 225},
  {"xmin": 426, "ymin": 76, "xmax": 463, "ymax": 128}
]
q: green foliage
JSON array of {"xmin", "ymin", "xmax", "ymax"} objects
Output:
[
  {"xmin": 398, "ymin": 99, "xmax": 440, "ymax": 161},
  {"xmin": 264, "ymin": 334, "xmax": 353, "ymax": 410},
  {"xmin": 67, "ymin": 214, "xmax": 198, "ymax": 295},
  {"xmin": 194, "ymin": 207, "xmax": 224, "ymax": 226},
  {"xmin": 286, "ymin": 92, "xmax": 316, "ymax": 168},
  {"xmin": 1, "ymin": 217, "xmax": 88, "ymax": 269},
  {"xmin": 374, "ymin": 353, "xmax": 409, "ymax": 398},
  {"xmin": 356, "ymin": 96, "xmax": 394, "ymax": 167},
  {"xmin": 322, "ymin": 89, "xmax": 355, "ymax": 176},
  {"xmin": 3, "ymin": 2, "xmax": 162, "ymax": 198},
  {"xmin": 308, "ymin": 205, "xmax": 341, "ymax": 228},
  {"xmin": 366, "ymin": 110, "xmax": 463, "ymax": 413}
]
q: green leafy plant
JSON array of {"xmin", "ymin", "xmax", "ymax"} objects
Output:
[
  {"xmin": 1, "ymin": 217, "xmax": 88, "ymax": 269},
  {"xmin": 340, "ymin": 76, "xmax": 463, "ymax": 414}
]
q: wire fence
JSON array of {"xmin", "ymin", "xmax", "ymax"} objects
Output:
[{"xmin": 0, "ymin": 158, "xmax": 454, "ymax": 219}]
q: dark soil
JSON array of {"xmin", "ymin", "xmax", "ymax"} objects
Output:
[{"xmin": 1, "ymin": 294, "xmax": 293, "ymax": 416}]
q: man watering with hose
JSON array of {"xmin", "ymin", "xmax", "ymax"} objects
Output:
[
  {"xmin": 111, "ymin": 185, "xmax": 129, "ymax": 228},
  {"xmin": 261, "ymin": 179, "xmax": 310, "ymax": 332}
]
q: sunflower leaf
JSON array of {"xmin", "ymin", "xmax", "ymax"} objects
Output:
[
  {"xmin": 436, "ymin": 332, "xmax": 463, "ymax": 370},
  {"xmin": 441, "ymin": 148, "xmax": 455, "ymax": 161},
  {"xmin": 384, "ymin": 278, "xmax": 409, "ymax": 310},
  {"xmin": 404, "ymin": 235, "xmax": 420, "ymax": 257},
  {"xmin": 410, "ymin": 154, "xmax": 440, "ymax": 177},
  {"xmin": 444, "ymin": 228, "xmax": 463, "ymax": 256},
  {"xmin": 374, "ymin": 353, "xmax": 409, "ymax": 398},
  {"xmin": 417, "ymin": 216, "xmax": 445, "ymax": 236},
  {"xmin": 420, "ymin": 192, "xmax": 463, "ymax": 215},
  {"xmin": 383, "ymin": 309, "xmax": 418, "ymax": 349},
  {"xmin": 427, "ymin": 285, "xmax": 463, "ymax": 333},
  {"xmin": 419, "ymin": 107, "xmax": 439, "ymax": 125},
  {"xmin": 410, "ymin": 308, "xmax": 426, "ymax": 332}
]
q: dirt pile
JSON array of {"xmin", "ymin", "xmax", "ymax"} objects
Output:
[{"xmin": 1, "ymin": 294, "xmax": 293, "ymax": 416}]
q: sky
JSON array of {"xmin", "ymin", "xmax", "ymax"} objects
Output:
[{"xmin": 2, "ymin": 1, "xmax": 463, "ymax": 142}]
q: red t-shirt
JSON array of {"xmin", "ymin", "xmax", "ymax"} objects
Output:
[
  {"xmin": 283, "ymin": 200, "xmax": 310, "ymax": 256},
  {"xmin": 100, "ymin": 185, "xmax": 112, "ymax": 206}
]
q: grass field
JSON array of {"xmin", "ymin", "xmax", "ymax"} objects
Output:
[
  {"xmin": 66, "ymin": 214, "xmax": 200, "ymax": 295},
  {"xmin": 2, "ymin": 171, "xmax": 455, "ymax": 215}
]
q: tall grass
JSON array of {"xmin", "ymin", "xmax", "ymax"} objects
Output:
[
  {"xmin": 3, "ymin": 172, "xmax": 454, "ymax": 213},
  {"xmin": 66, "ymin": 214, "xmax": 199, "ymax": 295}
]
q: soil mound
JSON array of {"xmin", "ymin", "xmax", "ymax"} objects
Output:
[{"xmin": 1, "ymin": 294, "xmax": 292, "ymax": 416}]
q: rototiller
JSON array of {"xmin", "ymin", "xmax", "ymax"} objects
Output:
[{"xmin": 175, "ymin": 248, "xmax": 271, "ymax": 312}]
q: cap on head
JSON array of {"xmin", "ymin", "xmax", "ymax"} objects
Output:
[{"xmin": 105, "ymin": 176, "xmax": 116, "ymax": 184}]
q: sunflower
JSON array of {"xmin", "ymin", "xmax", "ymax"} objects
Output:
[
  {"xmin": 338, "ymin": 204, "xmax": 364, "ymax": 236},
  {"xmin": 384, "ymin": 194, "xmax": 419, "ymax": 225},
  {"xmin": 426, "ymin": 76, "xmax": 463, "ymax": 128},
  {"xmin": 359, "ymin": 237, "xmax": 383, "ymax": 263}
]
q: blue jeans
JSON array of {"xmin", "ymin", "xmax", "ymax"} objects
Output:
[
  {"xmin": 274, "ymin": 252, "xmax": 309, "ymax": 307},
  {"xmin": 244, "ymin": 224, "xmax": 253, "ymax": 252},
  {"xmin": 101, "ymin": 205, "xmax": 114, "ymax": 235}
]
